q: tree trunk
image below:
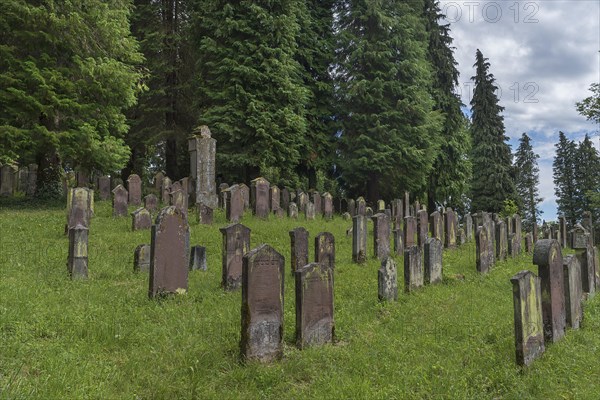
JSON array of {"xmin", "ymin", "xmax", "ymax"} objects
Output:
[{"xmin": 35, "ymin": 149, "xmax": 63, "ymax": 199}]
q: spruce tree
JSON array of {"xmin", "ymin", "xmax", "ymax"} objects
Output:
[
  {"xmin": 574, "ymin": 134, "xmax": 600, "ymax": 237},
  {"xmin": 553, "ymin": 131, "xmax": 579, "ymax": 226},
  {"xmin": 336, "ymin": 0, "xmax": 441, "ymax": 202},
  {"xmin": 423, "ymin": 0, "xmax": 471, "ymax": 211},
  {"xmin": 469, "ymin": 49, "xmax": 515, "ymax": 212},
  {"xmin": 514, "ymin": 132, "xmax": 543, "ymax": 230},
  {"xmin": 193, "ymin": 0, "xmax": 309, "ymax": 186}
]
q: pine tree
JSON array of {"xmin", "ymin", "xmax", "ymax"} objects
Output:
[
  {"xmin": 0, "ymin": 0, "xmax": 142, "ymax": 197},
  {"xmin": 336, "ymin": 0, "xmax": 441, "ymax": 202},
  {"xmin": 423, "ymin": 0, "xmax": 471, "ymax": 211},
  {"xmin": 574, "ymin": 134, "xmax": 600, "ymax": 238},
  {"xmin": 469, "ymin": 49, "xmax": 515, "ymax": 213},
  {"xmin": 553, "ymin": 131, "xmax": 579, "ymax": 226},
  {"xmin": 193, "ymin": 0, "xmax": 309, "ymax": 186},
  {"xmin": 514, "ymin": 132, "xmax": 543, "ymax": 230}
]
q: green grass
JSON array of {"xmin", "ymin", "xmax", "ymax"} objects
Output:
[{"xmin": 1, "ymin": 199, "xmax": 599, "ymax": 399}]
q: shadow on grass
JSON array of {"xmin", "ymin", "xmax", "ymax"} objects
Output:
[{"xmin": 0, "ymin": 196, "xmax": 64, "ymax": 211}]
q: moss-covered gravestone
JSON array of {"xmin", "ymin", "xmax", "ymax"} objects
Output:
[
  {"xmin": 131, "ymin": 207, "xmax": 152, "ymax": 231},
  {"xmin": 353, "ymin": 215, "xmax": 367, "ymax": 263},
  {"xmin": 563, "ymin": 255, "xmax": 583, "ymax": 329},
  {"xmin": 323, "ymin": 192, "xmax": 334, "ymax": 220},
  {"xmin": 67, "ymin": 224, "xmax": 88, "ymax": 279},
  {"xmin": 288, "ymin": 202, "xmax": 298, "ymax": 219},
  {"xmin": 378, "ymin": 257, "xmax": 398, "ymax": 301},
  {"xmin": 315, "ymin": 232, "xmax": 335, "ymax": 271},
  {"xmin": 134, "ymin": 244, "xmax": 151, "ymax": 272}
]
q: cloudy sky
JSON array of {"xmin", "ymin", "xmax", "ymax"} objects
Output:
[{"xmin": 441, "ymin": 0, "xmax": 600, "ymax": 220}]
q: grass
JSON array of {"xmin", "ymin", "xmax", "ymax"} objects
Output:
[{"xmin": 1, "ymin": 198, "xmax": 599, "ymax": 399}]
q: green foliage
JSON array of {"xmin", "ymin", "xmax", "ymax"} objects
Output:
[
  {"xmin": 514, "ymin": 132, "xmax": 543, "ymax": 230},
  {"xmin": 469, "ymin": 49, "xmax": 516, "ymax": 213},
  {"xmin": 553, "ymin": 131, "xmax": 580, "ymax": 226},
  {"xmin": 0, "ymin": 0, "xmax": 143, "ymax": 174},
  {"xmin": 576, "ymin": 83, "xmax": 600, "ymax": 124},
  {"xmin": 574, "ymin": 134, "xmax": 600, "ymax": 240},
  {"xmin": 499, "ymin": 199, "xmax": 519, "ymax": 219},
  {"xmin": 336, "ymin": 0, "xmax": 441, "ymax": 202}
]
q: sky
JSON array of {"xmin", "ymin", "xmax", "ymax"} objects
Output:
[{"xmin": 441, "ymin": 0, "xmax": 600, "ymax": 221}]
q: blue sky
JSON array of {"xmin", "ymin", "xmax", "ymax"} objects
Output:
[{"xmin": 442, "ymin": 0, "xmax": 600, "ymax": 221}]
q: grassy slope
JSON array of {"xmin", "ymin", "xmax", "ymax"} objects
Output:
[{"xmin": 0, "ymin": 199, "xmax": 599, "ymax": 399}]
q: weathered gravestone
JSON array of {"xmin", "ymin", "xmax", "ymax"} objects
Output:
[
  {"xmin": 295, "ymin": 262, "xmax": 334, "ymax": 349},
  {"xmin": 239, "ymin": 183, "xmax": 250, "ymax": 210},
  {"xmin": 457, "ymin": 228, "xmax": 466, "ymax": 246},
  {"xmin": 532, "ymin": 223, "xmax": 538, "ymax": 243},
  {"xmin": 153, "ymin": 171, "xmax": 165, "ymax": 191},
  {"xmin": 315, "ymin": 232, "xmax": 335, "ymax": 271},
  {"xmin": 112, "ymin": 185, "xmax": 128, "ymax": 217},
  {"xmin": 197, "ymin": 203, "xmax": 213, "ymax": 225},
  {"xmin": 251, "ymin": 177, "xmax": 270, "ymax": 219},
  {"xmin": 149, "ymin": 206, "xmax": 190, "ymax": 298},
  {"xmin": 305, "ymin": 202, "xmax": 316, "ymax": 220},
  {"xmin": 134, "ymin": 244, "xmax": 151, "ymax": 272},
  {"xmin": 281, "ymin": 188, "xmax": 290, "ymax": 212},
  {"xmin": 464, "ymin": 214, "xmax": 473, "ymax": 242},
  {"xmin": 76, "ymin": 171, "xmax": 89, "ymax": 188},
  {"xmin": 97, "ymin": 176, "xmax": 111, "ymax": 200},
  {"xmin": 496, "ymin": 221, "xmax": 508, "ymax": 261},
  {"xmin": 220, "ymin": 223, "xmax": 251, "ymax": 290},
  {"xmin": 226, "ymin": 184, "xmax": 244, "ymax": 223},
  {"xmin": 510, "ymin": 270, "xmax": 545, "ymax": 366},
  {"xmin": 67, "ymin": 225, "xmax": 88, "ymax": 279},
  {"xmin": 26, "ymin": 164, "xmax": 37, "ymax": 197},
  {"xmin": 372, "ymin": 213, "xmax": 390, "ymax": 260},
  {"xmin": 476, "ymin": 226, "xmax": 493, "ymax": 274},
  {"xmin": 525, "ymin": 233, "xmax": 533, "ymax": 253},
  {"xmin": 533, "ymin": 239, "xmax": 566, "ymax": 343},
  {"xmin": 270, "ymin": 185, "xmax": 280, "ymax": 213},
  {"xmin": 404, "ymin": 246, "xmax": 423, "ymax": 292},
  {"xmin": 570, "ymin": 225, "xmax": 590, "ymax": 249},
  {"xmin": 430, "ymin": 211, "xmax": 443, "ymax": 242},
  {"xmin": 365, "ymin": 207, "xmax": 373, "ymax": 218},
  {"xmin": 348, "ymin": 198, "xmax": 356, "ymax": 217},
  {"xmin": 144, "ymin": 194, "xmax": 158, "ymax": 213},
  {"xmin": 240, "ymin": 244, "xmax": 284, "ymax": 362},
  {"xmin": 189, "ymin": 245, "xmax": 207, "ymax": 271},
  {"xmin": 508, "ymin": 233, "xmax": 519, "ymax": 258},
  {"xmin": 131, "ymin": 207, "xmax": 152, "ymax": 231},
  {"xmin": 424, "ymin": 237, "xmax": 443, "ymax": 284},
  {"xmin": 67, "ymin": 187, "xmax": 94, "ymax": 230},
  {"xmin": 377, "ymin": 199, "xmax": 385, "ymax": 212},
  {"xmin": 352, "ymin": 215, "xmax": 367, "ymax": 263},
  {"xmin": 16, "ymin": 166, "xmax": 28, "ymax": 193},
  {"xmin": 289, "ymin": 227, "xmax": 309, "ymax": 274},
  {"xmin": 558, "ymin": 216, "xmax": 567, "ymax": 248},
  {"xmin": 356, "ymin": 197, "xmax": 366, "ymax": 216},
  {"xmin": 219, "ymin": 183, "xmax": 230, "ymax": 209},
  {"xmin": 323, "ymin": 193, "xmax": 334, "ymax": 220},
  {"xmin": 417, "ymin": 210, "xmax": 429, "ymax": 248},
  {"xmin": 127, "ymin": 174, "xmax": 142, "ymax": 206},
  {"xmin": 582, "ymin": 211, "xmax": 594, "ymax": 245},
  {"xmin": 404, "ymin": 216, "xmax": 417, "ymax": 248},
  {"xmin": 311, "ymin": 191, "xmax": 321, "ymax": 215},
  {"xmin": 170, "ymin": 188, "xmax": 187, "ymax": 218},
  {"xmin": 577, "ymin": 245, "xmax": 596, "ymax": 295},
  {"xmin": 161, "ymin": 176, "xmax": 172, "ymax": 205},
  {"xmin": 288, "ymin": 202, "xmax": 298, "ymax": 219},
  {"xmin": 297, "ymin": 191, "xmax": 308, "ymax": 212},
  {"xmin": 393, "ymin": 225, "xmax": 403, "ymax": 256},
  {"xmin": 563, "ymin": 255, "xmax": 583, "ymax": 329},
  {"xmin": 444, "ymin": 208, "xmax": 457, "ymax": 248},
  {"xmin": 378, "ymin": 257, "xmax": 398, "ymax": 301},
  {"xmin": 404, "ymin": 191, "xmax": 410, "ymax": 217},
  {"xmin": 189, "ymin": 126, "xmax": 218, "ymax": 209}
]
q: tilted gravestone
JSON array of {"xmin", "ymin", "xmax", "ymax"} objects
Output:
[
  {"xmin": 127, "ymin": 174, "xmax": 142, "ymax": 206},
  {"xmin": 67, "ymin": 225, "xmax": 88, "ymax": 279},
  {"xmin": 189, "ymin": 126, "xmax": 218, "ymax": 209},
  {"xmin": 289, "ymin": 227, "xmax": 309, "ymax": 274},
  {"xmin": 372, "ymin": 213, "xmax": 390, "ymax": 260},
  {"xmin": 251, "ymin": 177, "xmax": 270, "ymax": 219},
  {"xmin": 270, "ymin": 185, "xmax": 280, "ymax": 213},
  {"xmin": 563, "ymin": 255, "xmax": 583, "ymax": 329},
  {"xmin": 430, "ymin": 211, "xmax": 443, "ymax": 242},
  {"xmin": 131, "ymin": 207, "xmax": 152, "ymax": 231},
  {"xmin": 288, "ymin": 202, "xmax": 298, "ymax": 219},
  {"xmin": 533, "ymin": 239, "xmax": 566, "ymax": 343},
  {"xmin": 424, "ymin": 237, "xmax": 443, "ymax": 284},
  {"xmin": 404, "ymin": 246, "xmax": 423, "ymax": 292},
  {"xmin": 134, "ymin": 244, "xmax": 151, "ymax": 272},
  {"xmin": 226, "ymin": 184, "xmax": 244, "ymax": 223},
  {"xmin": 495, "ymin": 221, "xmax": 508, "ymax": 261},
  {"xmin": 144, "ymin": 194, "xmax": 158, "ymax": 213},
  {"xmin": 305, "ymin": 202, "xmax": 316, "ymax": 220},
  {"xmin": 295, "ymin": 262, "xmax": 335, "ymax": 349},
  {"xmin": 189, "ymin": 245, "xmax": 207, "ymax": 271},
  {"xmin": 404, "ymin": 216, "xmax": 417, "ymax": 248},
  {"xmin": 510, "ymin": 270, "xmax": 545, "ymax": 366},
  {"xmin": 220, "ymin": 223, "xmax": 251, "ymax": 290},
  {"xmin": 97, "ymin": 176, "xmax": 111, "ymax": 200},
  {"xmin": 322, "ymin": 193, "xmax": 334, "ymax": 220},
  {"xmin": 378, "ymin": 257, "xmax": 398, "ymax": 301},
  {"xmin": 476, "ymin": 226, "xmax": 493, "ymax": 274},
  {"xmin": 240, "ymin": 244, "xmax": 285, "ymax": 363},
  {"xmin": 352, "ymin": 215, "xmax": 367, "ymax": 263},
  {"xmin": 417, "ymin": 210, "xmax": 429, "ymax": 248},
  {"xmin": 149, "ymin": 206, "xmax": 190, "ymax": 298},
  {"xmin": 577, "ymin": 245, "xmax": 596, "ymax": 296},
  {"xmin": 112, "ymin": 184, "xmax": 128, "ymax": 217},
  {"xmin": 315, "ymin": 232, "xmax": 335, "ymax": 271}
]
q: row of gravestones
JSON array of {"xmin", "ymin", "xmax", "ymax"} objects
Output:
[
  {"xmin": 474, "ymin": 212, "xmax": 526, "ymax": 274},
  {"xmin": 0, "ymin": 164, "xmax": 38, "ymax": 197},
  {"xmin": 511, "ymin": 237, "xmax": 599, "ymax": 366}
]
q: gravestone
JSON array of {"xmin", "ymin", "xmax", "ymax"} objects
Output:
[
  {"xmin": 149, "ymin": 206, "xmax": 190, "ymax": 298},
  {"xmin": 510, "ymin": 270, "xmax": 545, "ymax": 366},
  {"xmin": 533, "ymin": 239, "xmax": 566, "ymax": 343},
  {"xmin": 311, "ymin": 191, "xmax": 322, "ymax": 215},
  {"xmin": 577, "ymin": 245, "xmax": 596, "ymax": 295},
  {"xmin": 563, "ymin": 255, "xmax": 583, "ymax": 329},
  {"xmin": 404, "ymin": 246, "xmax": 423, "ymax": 292},
  {"xmin": 15, "ymin": 166, "xmax": 26, "ymax": 193},
  {"xmin": 295, "ymin": 262, "xmax": 335, "ymax": 349},
  {"xmin": 76, "ymin": 171, "xmax": 89, "ymax": 188},
  {"xmin": 340, "ymin": 198, "xmax": 348, "ymax": 214},
  {"xmin": 189, "ymin": 126, "xmax": 218, "ymax": 209},
  {"xmin": 189, "ymin": 245, "xmax": 207, "ymax": 271},
  {"xmin": 281, "ymin": 187, "xmax": 290, "ymax": 212},
  {"xmin": 558, "ymin": 216, "xmax": 567, "ymax": 248},
  {"xmin": 476, "ymin": 226, "xmax": 492, "ymax": 274},
  {"xmin": 342, "ymin": 212, "xmax": 351, "ymax": 220},
  {"xmin": 226, "ymin": 184, "xmax": 244, "ymax": 223},
  {"xmin": 323, "ymin": 193, "xmax": 334, "ymax": 220},
  {"xmin": 377, "ymin": 200, "xmax": 385, "ymax": 212},
  {"xmin": 391, "ymin": 199, "xmax": 402, "ymax": 220},
  {"xmin": 289, "ymin": 227, "xmax": 309, "ymax": 274},
  {"xmin": 305, "ymin": 202, "xmax": 315, "ymax": 220},
  {"xmin": 430, "ymin": 211, "xmax": 443, "ymax": 242},
  {"xmin": 348, "ymin": 199, "xmax": 356, "ymax": 216},
  {"xmin": 219, "ymin": 183, "xmax": 230, "ymax": 209},
  {"xmin": 197, "ymin": 203, "xmax": 213, "ymax": 224},
  {"xmin": 582, "ymin": 211, "xmax": 594, "ymax": 245},
  {"xmin": 404, "ymin": 191, "xmax": 410, "ymax": 217},
  {"xmin": 98, "ymin": 176, "xmax": 111, "ymax": 200},
  {"xmin": 570, "ymin": 225, "xmax": 590, "ymax": 249},
  {"xmin": 444, "ymin": 208, "xmax": 457, "ymax": 248},
  {"xmin": 315, "ymin": 232, "xmax": 335, "ymax": 270},
  {"xmin": 532, "ymin": 223, "xmax": 538, "ymax": 243},
  {"xmin": 240, "ymin": 244, "xmax": 284, "ymax": 362},
  {"xmin": 288, "ymin": 202, "xmax": 298, "ymax": 219},
  {"xmin": 67, "ymin": 225, "xmax": 88, "ymax": 279},
  {"xmin": 372, "ymin": 213, "xmax": 390, "ymax": 260},
  {"xmin": 68, "ymin": 187, "xmax": 94, "ymax": 229},
  {"xmin": 508, "ymin": 233, "xmax": 518, "ymax": 258},
  {"xmin": 297, "ymin": 191, "xmax": 308, "ymax": 212},
  {"xmin": 26, "ymin": 164, "xmax": 37, "ymax": 197},
  {"xmin": 270, "ymin": 185, "xmax": 280, "ymax": 213},
  {"xmin": 161, "ymin": 176, "xmax": 172, "ymax": 205},
  {"xmin": 356, "ymin": 197, "xmax": 366, "ymax": 216},
  {"xmin": 393, "ymin": 226, "xmax": 403, "ymax": 256},
  {"xmin": 495, "ymin": 221, "xmax": 508, "ymax": 261},
  {"xmin": 525, "ymin": 233, "xmax": 534, "ymax": 253},
  {"xmin": 154, "ymin": 171, "xmax": 165, "ymax": 191},
  {"xmin": 131, "ymin": 207, "xmax": 152, "ymax": 231},
  {"xmin": 465, "ymin": 214, "xmax": 473, "ymax": 242},
  {"xmin": 378, "ymin": 257, "xmax": 398, "ymax": 301},
  {"xmin": 220, "ymin": 223, "xmax": 251, "ymax": 290},
  {"xmin": 513, "ymin": 214, "xmax": 522, "ymax": 255},
  {"xmin": 239, "ymin": 183, "xmax": 250, "ymax": 210},
  {"xmin": 352, "ymin": 215, "xmax": 367, "ymax": 263},
  {"xmin": 127, "ymin": 174, "xmax": 142, "ymax": 206},
  {"xmin": 134, "ymin": 244, "xmax": 151, "ymax": 272},
  {"xmin": 251, "ymin": 177, "xmax": 270, "ymax": 219},
  {"xmin": 366, "ymin": 207, "xmax": 373, "ymax": 218},
  {"xmin": 404, "ymin": 216, "xmax": 417, "ymax": 248},
  {"xmin": 170, "ymin": 189, "xmax": 187, "ymax": 218},
  {"xmin": 424, "ymin": 237, "xmax": 443, "ymax": 284},
  {"xmin": 417, "ymin": 210, "xmax": 429, "ymax": 248},
  {"xmin": 457, "ymin": 228, "xmax": 466, "ymax": 246},
  {"xmin": 144, "ymin": 194, "xmax": 158, "ymax": 213}
]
